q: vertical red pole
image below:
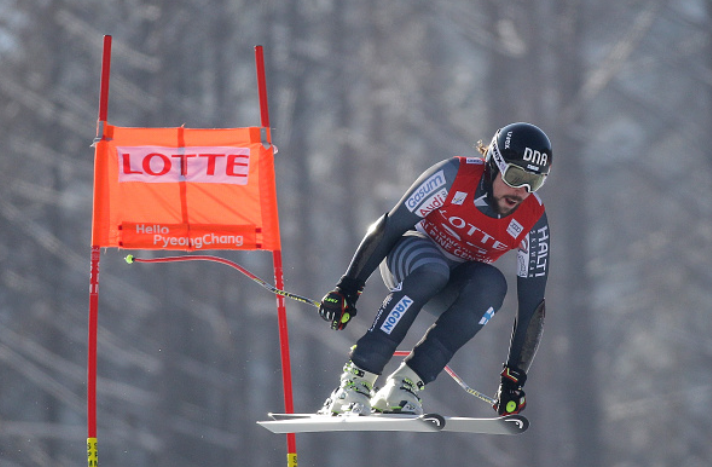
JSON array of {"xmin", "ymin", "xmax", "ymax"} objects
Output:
[
  {"xmin": 87, "ymin": 34, "xmax": 112, "ymax": 467},
  {"xmin": 98, "ymin": 36, "xmax": 112, "ymax": 122},
  {"xmin": 255, "ymin": 45, "xmax": 298, "ymax": 467}
]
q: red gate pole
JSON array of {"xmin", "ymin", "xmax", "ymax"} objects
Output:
[
  {"xmin": 87, "ymin": 34, "xmax": 112, "ymax": 467},
  {"xmin": 255, "ymin": 45, "xmax": 298, "ymax": 467}
]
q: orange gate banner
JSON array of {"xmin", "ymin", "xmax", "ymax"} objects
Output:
[{"xmin": 91, "ymin": 124, "xmax": 281, "ymax": 251}]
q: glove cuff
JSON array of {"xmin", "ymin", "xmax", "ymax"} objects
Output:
[
  {"xmin": 501, "ymin": 365, "xmax": 527, "ymax": 388},
  {"xmin": 336, "ymin": 276, "xmax": 366, "ymax": 302}
]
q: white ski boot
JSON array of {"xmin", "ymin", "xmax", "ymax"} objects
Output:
[
  {"xmin": 318, "ymin": 361, "xmax": 379, "ymax": 416},
  {"xmin": 371, "ymin": 362, "xmax": 425, "ymax": 415}
]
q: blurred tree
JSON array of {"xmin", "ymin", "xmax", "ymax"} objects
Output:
[{"xmin": 0, "ymin": 1, "xmax": 711, "ymax": 466}]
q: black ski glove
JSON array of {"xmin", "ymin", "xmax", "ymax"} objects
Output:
[
  {"xmin": 494, "ymin": 365, "xmax": 527, "ymax": 415},
  {"xmin": 319, "ymin": 276, "xmax": 365, "ymax": 331}
]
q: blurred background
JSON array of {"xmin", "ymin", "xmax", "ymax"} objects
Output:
[{"xmin": 1, "ymin": 0, "xmax": 711, "ymax": 466}]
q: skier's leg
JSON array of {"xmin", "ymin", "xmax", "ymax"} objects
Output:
[
  {"xmin": 405, "ymin": 262, "xmax": 508, "ymax": 384},
  {"xmin": 320, "ymin": 234, "xmax": 451, "ymax": 414},
  {"xmin": 349, "ymin": 234, "xmax": 452, "ymax": 375}
]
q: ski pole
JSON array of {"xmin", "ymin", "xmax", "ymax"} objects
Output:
[
  {"xmin": 393, "ymin": 351, "xmax": 496, "ymax": 406},
  {"xmin": 443, "ymin": 366, "xmax": 496, "ymax": 406},
  {"xmin": 124, "ymin": 254, "xmax": 321, "ymax": 308}
]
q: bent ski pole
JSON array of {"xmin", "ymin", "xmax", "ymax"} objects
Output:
[
  {"xmin": 443, "ymin": 366, "xmax": 497, "ymax": 406},
  {"xmin": 125, "ymin": 254, "xmax": 321, "ymax": 308},
  {"xmin": 393, "ymin": 351, "xmax": 496, "ymax": 406}
]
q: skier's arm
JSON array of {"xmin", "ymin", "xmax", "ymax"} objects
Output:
[
  {"xmin": 494, "ymin": 212, "xmax": 550, "ymax": 414},
  {"xmin": 342, "ymin": 158, "xmax": 460, "ymax": 285},
  {"xmin": 319, "ymin": 158, "xmax": 460, "ymax": 330},
  {"xmin": 507, "ymin": 212, "xmax": 550, "ymax": 372}
]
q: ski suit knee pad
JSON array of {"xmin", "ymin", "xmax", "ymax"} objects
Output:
[{"xmin": 454, "ymin": 262, "xmax": 507, "ymax": 308}]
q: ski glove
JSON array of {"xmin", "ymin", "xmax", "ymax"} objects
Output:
[
  {"xmin": 318, "ymin": 276, "xmax": 364, "ymax": 331},
  {"xmin": 494, "ymin": 365, "xmax": 527, "ymax": 415}
]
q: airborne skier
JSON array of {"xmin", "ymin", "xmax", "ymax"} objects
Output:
[{"xmin": 317, "ymin": 122, "xmax": 552, "ymax": 417}]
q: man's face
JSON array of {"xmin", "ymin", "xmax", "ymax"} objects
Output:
[{"xmin": 492, "ymin": 172, "xmax": 531, "ymax": 216}]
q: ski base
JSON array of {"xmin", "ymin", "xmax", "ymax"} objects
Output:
[{"xmin": 257, "ymin": 412, "xmax": 528, "ymax": 435}]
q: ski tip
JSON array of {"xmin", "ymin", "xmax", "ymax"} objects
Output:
[{"xmin": 502, "ymin": 414, "xmax": 529, "ymax": 433}]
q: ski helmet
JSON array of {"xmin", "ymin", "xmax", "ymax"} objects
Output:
[{"xmin": 485, "ymin": 122, "xmax": 552, "ymax": 192}]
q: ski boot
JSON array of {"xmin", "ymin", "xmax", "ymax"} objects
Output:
[
  {"xmin": 318, "ymin": 361, "xmax": 379, "ymax": 416},
  {"xmin": 371, "ymin": 362, "xmax": 425, "ymax": 415}
]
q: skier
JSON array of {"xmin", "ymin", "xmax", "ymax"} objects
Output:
[{"xmin": 317, "ymin": 122, "xmax": 551, "ymax": 417}]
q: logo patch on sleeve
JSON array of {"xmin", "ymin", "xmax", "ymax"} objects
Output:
[
  {"xmin": 405, "ymin": 171, "xmax": 446, "ymax": 214},
  {"xmin": 416, "ymin": 188, "xmax": 448, "ymax": 217}
]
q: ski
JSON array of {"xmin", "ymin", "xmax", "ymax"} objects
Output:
[{"xmin": 257, "ymin": 412, "xmax": 528, "ymax": 435}]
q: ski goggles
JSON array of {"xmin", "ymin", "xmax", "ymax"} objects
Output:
[{"xmin": 489, "ymin": 141, "xmax": 548, "ymax": 193}]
